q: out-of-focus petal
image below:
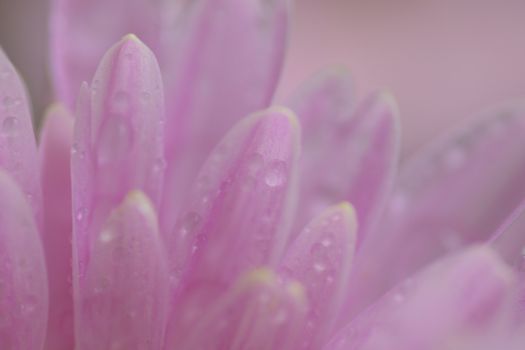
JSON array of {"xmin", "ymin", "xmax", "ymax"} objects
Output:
[
  {"xmin": 38, "ymin": 104, "xmax": 74, "ymax": 350},
  {"xmin": 76, "ymin": 191, "xmax": 169, "ymax": 350},
  {"xmin": 289, "ymin": 71, "xmax": 399, "ymax": 245},
  {"xmin": 281, "ymin": 202, "xmax": 357, "ymax": 349},
  {"xmin": 491, "ymin": 202, "xmax": 525, "ymax": 273},
  {"xmin": 160, "ymin": 0, "xmax": 289, "ymax": 232},
  {"xmin": 490, "ymin": 202, "xmax": 525, "ymax": 317},
  {"xmin": 50, "ymin": 0, "xmax": 174, "ymax": 107},
  {"xmin": 326, "ymin": 246, "xmax": 516, "ymax": 350},
  {"xmin": 0, "ymin": 170, "xmax": 48, "ymax": 350},
  {"xmin": 0, "ymin": 47, "xmax": 42, "ymax": 225},
  {"xmin": 164, "ymin": 108, "xmax": 300, "ymax": 346},
  {"xmin": 71, "ymin": 35, "xmax": 165, "ymax": 282},
  {"xmin": 345, "ymin": 103, "xmax": 525, "ymax": 319},
  {"xmin": 169, "ymin": 268, "xmax": 307, "ymax": 350}
]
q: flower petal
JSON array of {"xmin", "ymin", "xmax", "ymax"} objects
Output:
[
  {"xmin": 76, "ymin": 191, "xmax": 169, "ymax": 350},
  {"xmin": 169, "ymin": 268, "xmax": 307, "ymax": 350},
  {"xmin": 0, "ymin": 47, "xmax": 42, "ymax": 225},
  {"xmin": 164, "ymin": 108, "xmax": 300, "ymax": 346},
  {"xmin": 50, "ymin": 0, "xmax": 173, "ymax": 106},
  {"xmin": 289, "ymin": 72, "xmax": 399, "ymax": 245},
  {"xmin": 326, "ymin": 246, "xmax": 516, "ymax": 350},
  {"xmin": 0, "ymin": 170, "xmax": 48, "ymax": 350},
  {"xmin": 345, "ymin": 103, "xmax": 525, "ymax": 319},
  {"xmin": 281, "ymin": 202, "xmax": 357, "ymax": 349},
  {"xmin": 71, "ymin": 35, "xmax": 165, "ymax": 281},
  {"xmin": 160, "ymin": 0, "xmax": 289, "ymax": 232},
  {"xmin": 38, "ymin": 104, "xmax": 74, "ymax": 350},
  {"xmin": 491, "ymin": 202, "xmax": 525, "ymax": 273}
]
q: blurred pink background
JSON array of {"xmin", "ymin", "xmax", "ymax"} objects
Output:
[{"xmin": 1, "ymin": 0, "xmax": 525, "ymax": 157}]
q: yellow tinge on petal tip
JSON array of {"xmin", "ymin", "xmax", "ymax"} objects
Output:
[{"xmin": 122, "ymin": 190, "xmax": 158, "ymax": 227}]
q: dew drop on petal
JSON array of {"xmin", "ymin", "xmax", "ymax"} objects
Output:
[
  {"xmin": 264, "ymin": 160, "xmax": 287, "ymax": 187},
  {"xmin": 1, "ymin": 116, "xmax": 18, "ymax": 136},
  {"xmin": 76, "ymin": 207, "xmax": 88, "ymax": 221},
  {"xmin": 97, "ymin": 116, "xmax": 133, "ymax": 164},
  {"xmin": 313, "ymin": 262, "xmax": 326, "ymax": 273}
]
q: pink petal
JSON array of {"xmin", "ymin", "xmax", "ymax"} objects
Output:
[
  {"xmin": 325, "ymin": 246, "xmax": 516, "ymax": 350},
  {"xmin": 288, "ymin": 71, "xmax": 399, "ymax": 245},
  {"xmin": 280, "ymin": 202, "xmax": 357, "ymax": 349},
  {"xmin": 345, "ymin": 103, "xmax": 525, "ymax": 320},
  {"xmin": 168, "ymin": 268, "xmax": 307, "ymax": 350},
  {"xmin": 491, "ymin": 202, "xmax": 525, "ymax": 272},
  {"xmin": 50, "ymin": 0, "xmax": 173, "ymax": 107},
  {"xmin": 76, "ymin": 191, "xmax": 169, "ymax": 350},
  {"xmin": 160, "ymin": 0, "xmax": 289, "ymax": 232},
  {"xmin": 71, "ymin": 35, "xmax": 165, "ymax": 281},
  {"xmin": 164, "ymin": 108, "xmax": 300, "ymax": 346},
  {"xmin": 0, "ymin": 47, "xmax": 42, "ymax": 225},
  {"xmin": 490, "ymin": 202, "xmax": 525, "ymax": 317},
  {"xmin": 38, "ymin": 104, "xmax": 74, "ymax": 350},
  {"xmin": 0, "ymin": 170, "xmax": 48, "ymax": 350}
]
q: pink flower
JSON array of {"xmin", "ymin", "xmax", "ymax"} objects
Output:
[{"xmin": 0, "ymin": 1, "xmax": 524, "ymax": 349}]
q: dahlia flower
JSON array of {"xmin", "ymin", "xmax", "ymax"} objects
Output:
[{"xmin": 0, "ymin": 1, "xmax": 524, "ymax": 350}]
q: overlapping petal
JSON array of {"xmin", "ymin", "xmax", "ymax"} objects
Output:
[
  {"xmin": 38, "ymin": 104, "xmax": 74, "ymax": 350},
  {"xmin": 169, "ymin": 268, "xmax": 307, "ymax": 350},
  {"xmin": 0, "ymin": 47, "xmax": 42, "ymax": 225},
  {"xmin": 164, "ymin": 107, "xmax": 300, "ymax": 347},
  {"xmin": 326, "ymin": 246, "xmax": 517, "ymax": 350},
  {"xmin": 0, "ymin": 171, "xmax": 48, "ymax": 350},
  {"xmin": 71, "ymin": 34, "xmax": 166, "ymax": 283},
  {"xmin": 159, "ymin": 0, "xmax": 290, "ymax": 235},
  {"xmin": 289, "ymin": 71, "xmax": 399, "ymax": 245},
  {"xmin": 50, "ymin": 0, "xmax": 174, "ymax": 107},
  {"xmin": 76, "ymin": 191, "xmax": 169, "ymax": 350},
  {"xmin": 281, "ymin": 202, "xmax": 357, "ymax": 349},
  {"xmin": 345, "ymin": 103, "xmax": 525, "ymax": 319}
]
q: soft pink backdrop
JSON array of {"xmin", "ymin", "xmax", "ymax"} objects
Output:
[{"xmin": 1, "ymin": 0, "xmax": 525, "ymax": 157}]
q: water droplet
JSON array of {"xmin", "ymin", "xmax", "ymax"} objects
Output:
[
  {"xmin": 321, "ymin": 236, "xmax": 333, "ymax": 248},
  {"xmin": 391, "ymin": 292, "xmax": 404, "ymax": 304},
  {"xmin": 97, "ymin": 116, "xmax": 133, "ymax": 164},
  {"xmin": 264, "ymin": 160, "xmax": 287, "ymax": 187},
  {"xmin": 1, "ymin": 116, "xmax": 18, "ymax": 136},
  {"xmin": 325, "ymin": 274, "xmax": 335, "ymax": 284},
  {"xmin": 153, "ymin": 157, "xmax": 166, "ymax": 172},
  {"xmin": 313, "ymin": 262, "xmax": 326, "ymax": 273},
  {"xmin": 76, "ymin": 207, "xmax": 87, "ymax": 221},
  {"xmin": 71, "ymin": 143, "xmax": 79, "ymax": 155},
  {"xmin": 112, "ymin": 91, "xmax": 130, "ymax": 113},
  {"xmin": 20, "ymin": 295, "xmax": 38, "ymax": 315},
  {"xmin": 179, "ymin": 212, "xmax": 201, "ymax": 237},
  {"xmin": 99, "ymin": 229, "xmax": 114, "ymax": 244}
]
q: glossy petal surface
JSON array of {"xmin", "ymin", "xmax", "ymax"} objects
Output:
[
  {"xmin": 281, "ymin": 202, "xmax": 357, "ymax": 349},
  {"xmin": 164, "ymin": 108, "xmax": 300, "ymax": 346},
  {"xmin": 326, "ymin": 247, "xmax": 516, "ymax": 350},
  {"xmin": 161, "ymin": 0, "xmax": 289, "ymax": 232},
  {"xmin": 0, "ymin": 171, "xmax": 48, "ymax": 350},
  {"xmin": 289, "ymin": 72, "xmax": 399, "ymax": 244},
  {"xmin": 0, "ymin": 47, "xmax": 42, "ymax": 225},
  {"xmin": 71, "ymin": 35, "xmax": 165, "ymax": 280},
  {"xmin": 76, "ymin": 191, "xmax": 169, "ymax": 350},
  {"xmin": 345, "ymin": 103, "xmax": 525, "ymax": 319},
  {"xmin": 38, "ymin": 104, "xmax": 74, "ymax": 350},
  {"xmin": 170, "ymin": 268, "xmax": 307, "ymax": 350}
]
